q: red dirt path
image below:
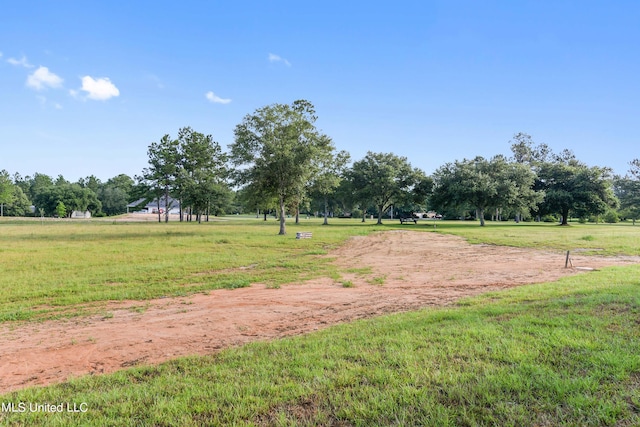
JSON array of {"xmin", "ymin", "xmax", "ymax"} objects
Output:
[{"xmin": 1, "ymin": 231, "xmax": 637, "ymax": 393}]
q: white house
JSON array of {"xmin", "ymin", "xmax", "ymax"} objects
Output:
[
  {"xmin": 127, "ymin": 197, "xmax": 180, "ymax": 215},
  {"xmin": 70, "ymin": 210, "xmax": 92, "ymax": 219}
]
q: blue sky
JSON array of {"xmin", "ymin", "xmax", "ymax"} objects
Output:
[{"xmin": 1, "ymin": 1, "xmax": 639, "ymax": 181}]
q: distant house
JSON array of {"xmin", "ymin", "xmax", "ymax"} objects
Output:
[
  {"xmin": 71, "ymin": 210, "xmax": 92, "ymax": 219},
  {"xmin": 127, "ymin": 197, "xmax": 180, "ymax": 215}
]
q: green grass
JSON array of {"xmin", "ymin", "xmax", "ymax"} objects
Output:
[
  {"xmin": 366, "ymin": 275, "xmax": 387, "ymax": 286},
  {"xmin": 429, "ymin": 220, "xmax": 640, "ymax": 256},
  {"xmin": 1, "ymin": 219, "xmax": 636, "ymax": 323},
  {"xmin": 2, "ymin": 266, "xmax": 639, "ymax": 426},
  {"xmin": 0, "ymin": 218, "xmax": 379, "ymax": 322},
  {"xmin": 0, "ymin": 218, "xmax": 638, "ymax": 322},
  {"xmin": 1, "ymin": 217, "xmax": 640, "ymax": 425}
]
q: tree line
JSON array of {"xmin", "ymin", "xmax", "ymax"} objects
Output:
[{"xmin": 1, "ymin": 101, "xmax": 639, "ymax": 231}]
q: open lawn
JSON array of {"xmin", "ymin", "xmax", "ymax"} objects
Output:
[
  {"xmin": 1, "ymin": 218, "xmax": 639, "ymax": 425},
  {"xmin": 0, "ymin": 217, "xmax": 375, "ymax": 322},
  {"xmin": 436, "ymin": 220, "xmax": 640, "ymax": 256},
  {"xmin": 1, "ymin": 217, "xmax": 638, "ymax": 323}
]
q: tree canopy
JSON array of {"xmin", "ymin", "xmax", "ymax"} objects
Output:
[
  {"xmin": 309, "ymin": 150, "xmax": 350, "ymax": 225},
  {"xmin": 230, "ymin": 100, "xmax": 334, "ymax": 234},
  {"xmin": 2, "ymin": 121, "xmax": 635, "ymax": 228},
  {"xmin": 347, "ymin": 152, "xmax": 424, "ymax": 224},
  {"xmin": 431, "ymin": 156, "xmax": 540, "ymax": 226},
  {"xmin": 0, "ymin": 170, "xmax": 14, "ymax": 215},
  {"xmin": 536, "ymin": 157, "xmax": 617, "ymax": 225}
]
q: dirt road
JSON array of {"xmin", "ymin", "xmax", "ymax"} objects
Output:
[{"xmin": 1, "ymin": 231, "xmax": 636, "ymax": 393}]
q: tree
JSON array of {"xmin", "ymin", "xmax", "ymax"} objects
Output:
[
  {"xmin": 96, "ymin": 174, "xmax": 135, "ymax": 216},
  {"xmin": 509, "ymin": 132, "xmax": 551, "ymax": 165},
  {"xmin": 238, "ymin": 180, "xmax": 279, "ymax": 220},
  {"xmin": 348, "ymin": 152, "xmax": 423, "ymax": 224},
  {"xmin": 309, "ymin": 150, "xmax": 350, "ymax": 225},
  {"xmin": 27, "ymin": 173, "xmax": 53, "ymax": 201},
  {"xmin": 55, "ymin": 175, "xmax": 69, "ymax": 186},
  {"xmin": 13, "ymin": 172, "xmax": 29, "ymax": 195},
  {"xmin": 397, "ymin": 173, "xmax": 434, "ymax": 216},
  {"xmin": 230, "ymin": 100, "xmax": 334, "ymax": 235},
  {"xmin": 105, "ymin": 173, "xmax": 134, "ymax": 194},
  {"xmin": 509, "ymin": 132, "xmax": 550, "ymax": 222},
  {"xmin": 78, "ymin": 175, "xmax": 102, "ymax": 194},
  {"xmin": 177, "ymin": 127, "xmax": 228, "ymax": 223},
  {"xmin": 537, "ymin": 159, "xmax": 617, "ymax": 225},
  {"xmin": 142, "ymin": 134, "xmax": 180, "ymax": 223},
  {"xmin": 98, "ymin": 186, "xmax": 129, "ymax": 216},
  {"xmin": 431, "ymin": 157, "xmax": 492, "ymax": 226},
  {"xmin": 631, "ymin": 159, "xmax": 640, "ymax": 179},
  {"xmin": 4, "ymin": 186, "xmax": 31, "ymax": 216},
  {"xmin": 0, "ymin": 170, "xmax": 15, "ymax": 216},
  {"xmin": 333, "ymin": 177, "xmax": 363, "ymax": 221},
  {"xmin": 33, "ymin": 183, "xmax": 101, "ymax": 217},
  {"xmin": 55, "ymin": 201, "xmax": 67, "ymax": 218},
  {"xmin": 613, "ymin": 160, "xmax": 640, "ymax": 224},
  {"xmin": 431, "ymin": 156, "xmax": 540, "ymax": 226}
]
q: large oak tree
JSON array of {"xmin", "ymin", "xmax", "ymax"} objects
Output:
[
  {"xmin": 230, "ymin": 100, "xmax": 333, "ymax": 235},
  {"xmin": 347, "ymin": 152, "xmax": 424, "ymax": 224},
  {"xmin": 536, "ymin": 156, "xmax": 617, "ymax": 225},
  {"xmin": 431, "ymin": 156, "xmax": 540, "ymax": 226}
]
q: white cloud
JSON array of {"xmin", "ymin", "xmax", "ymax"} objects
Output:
[
  {"xmin": 8, "ymin": 55, "xmax": 33, "ymax": 68},
  {"xmin": 80, "ymin": 76, "xmax": 120, "ymax": 100},
  {"xmin": 26, "ymin": 66, "xmax": 63, "ymax": 90},
  {"xmin": 205, "ymin": 91, "xmax": 231, "ymax": 104},
  {"xmin": 268, "ymin": 53, "xmax": 291, "ymax": 67}
]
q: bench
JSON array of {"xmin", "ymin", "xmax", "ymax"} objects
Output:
[
  {"xmin": 399, "ymin": 217, "xmax": 417, "ymax": 224},
  {"xmin": 296, "ymin": 232, "xmax": 313, "ymax": 239}
]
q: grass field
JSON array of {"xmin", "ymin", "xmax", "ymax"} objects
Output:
[
  {"xmin": 1, "ymin": 217, "xmax": 639, "ymax": 425},
  {"xmin": 0, "ymin": 217, "xmax": 376, "ymax": 322}
]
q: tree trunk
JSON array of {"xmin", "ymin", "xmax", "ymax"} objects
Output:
[
  {"xmin": 179, "ymin": 199, "xmax": 183, "ymax": 222},
  {"xmin": 377, "ymin": 205, "xmax": 383, "ymax": 224},
  {"xmin": 362, "ymin": 210, "xmax": 366, "ymax": 223},
  {"xmin": 295, "ymin": 206, "xmax": 300, "ymax": 224},
  {"xmin": 263, "ymin": 211, "xmax": 267, "ymax": 221},
  {"xmin": 477, "ymin": 208, "xmax": 485, "ymax": 226},
  {"xmin": 561, "ymin": 207, "xmax": 569, "ymax": 225},
  {"xmin": 323, "ymin": 197, "xmax": 329, "ymax": 225},
  {"xmin": 164, "ymin": 186, "xmax": 169, "ymax": 223},
  {"xmin": 157, "ymin": 198, "xmax": 161, "ymax": 223},
  {"xmin": 279, "ymin": 195, "xmax": 286, "ymax": 235}
]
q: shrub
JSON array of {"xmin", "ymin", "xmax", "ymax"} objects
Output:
[{"xmin": 603, "ymin": 210, "xmax": 619, "ymax": 223}]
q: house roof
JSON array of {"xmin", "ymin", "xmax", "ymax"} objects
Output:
[{"xmin": 127, "ymin": 197, "xmax": 178, "ymax": 209}]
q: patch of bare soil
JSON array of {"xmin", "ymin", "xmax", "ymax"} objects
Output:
[{"xmin": 1, "ymin": 231, "xmax": 638, "ymax": 393}]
